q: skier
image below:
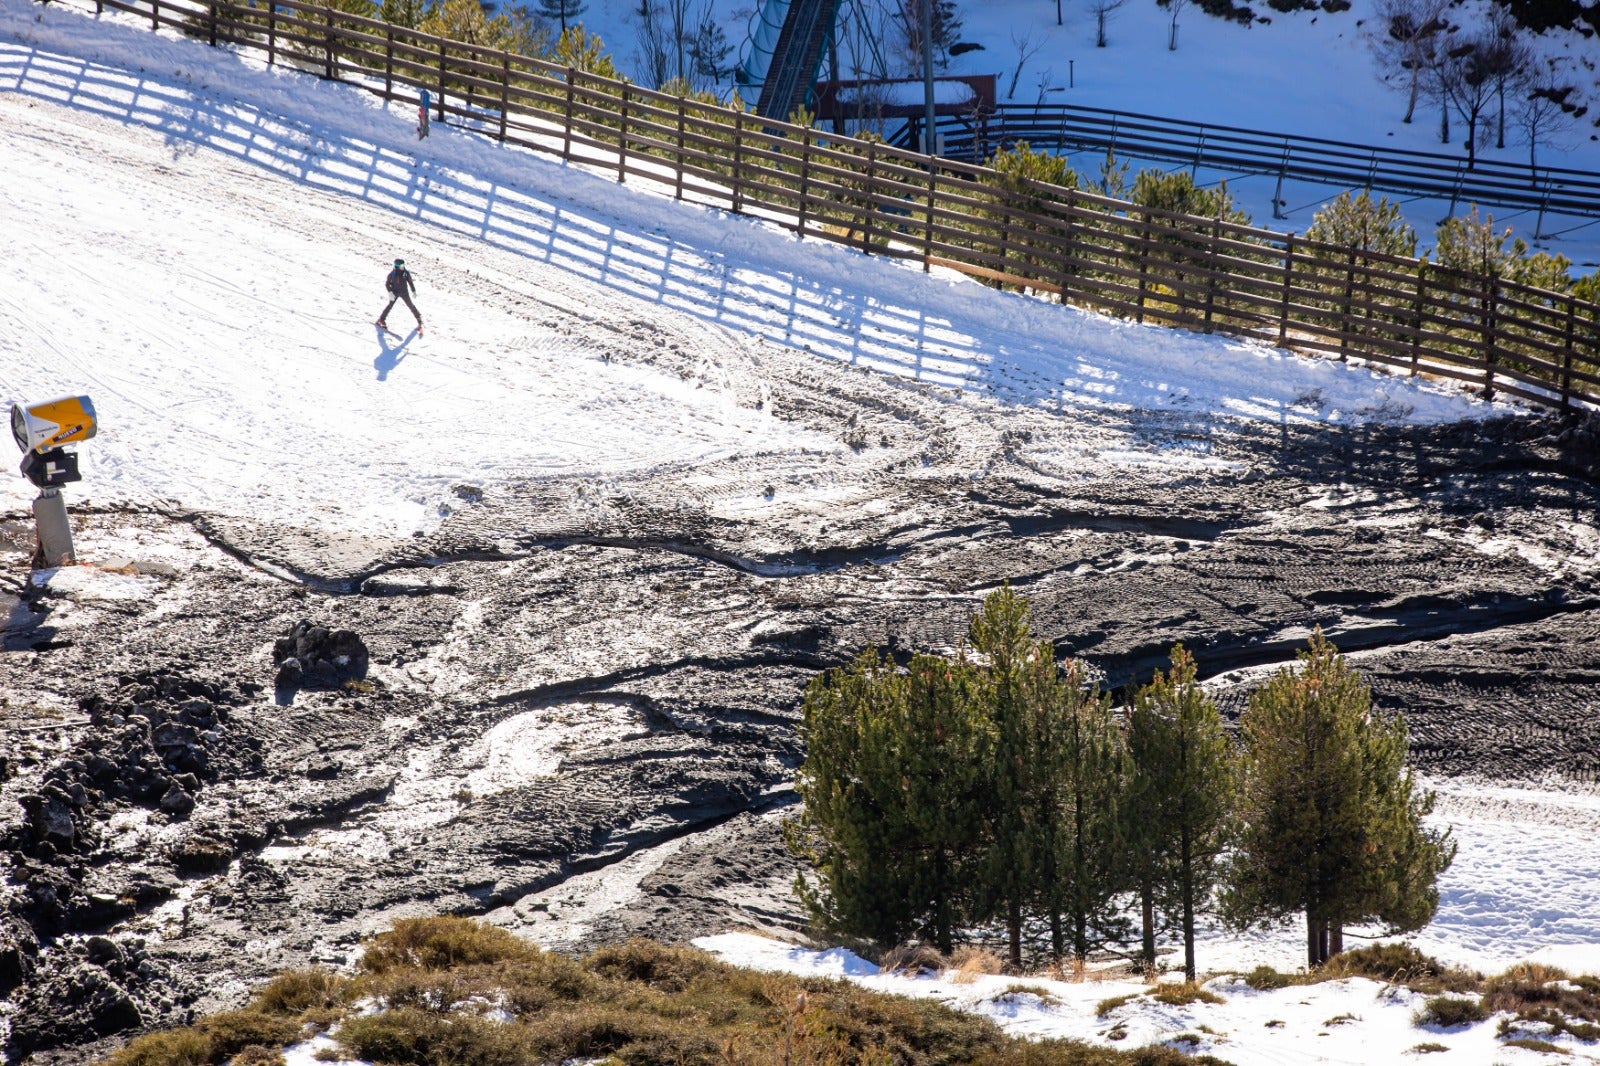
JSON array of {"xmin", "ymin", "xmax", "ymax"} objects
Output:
[{"xmin": 377, "ymin": 258, "xmax": 423, "ymax": 334}]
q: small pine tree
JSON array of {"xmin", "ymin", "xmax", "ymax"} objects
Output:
[
  {"xmin": 421, "ymin": 0, "xmax": 509, "ymax": 48},
  {"xmin": 1129, "ymin": 169, "xmax": 1249, "ymax": 224},
  {"xmin": 380, "ymin": 0, "xmax": 428, "ymax": 28},
  {"xmin": 550, "ymin": 25, "xmax": 619, "ymax": 78},
  {"xmin": 1047, "ymin": 664, "xmax": 1128, "ymax": 961},
  {"xmin": 1306, "ymin": 190, "xmax": 1418, "ymax": 258},
  {"xmin": 1123, "ymin": 645, "xmax": 1232, "ymax": 980},
  {"xmin": 787, "ymin": 648, "xmax": 989, "ymax": 953},
  {"xmin": 1223, "ymin": 630, "xmax": 1454, "ymax": 967}
]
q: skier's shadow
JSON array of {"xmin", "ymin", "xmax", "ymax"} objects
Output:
[{"xmin": 373, "ymin": 326, "xmax": 417, "ymax": 381}]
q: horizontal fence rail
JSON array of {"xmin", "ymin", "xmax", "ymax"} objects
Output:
[
  {"xmin": 47, "ymin": 0, "xmax": 1600, "ymax": 414},
  {"xmin": 895, "ymin": 103, "xmax": 1600, "ymax": 223}
]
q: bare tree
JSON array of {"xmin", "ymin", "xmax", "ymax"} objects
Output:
[
  {"xmin": 1480, "ymin": 5, "xmax": 1532, "ymax": 149},
  {"xmin": 1368, "ymin": 0, "xmax": 1448, "ymax": 124},
  {"xmin": 1517, "ymin": 73, "xmax": 1576, "ymax": 170},
  {"xmin": 1089, "ymin": 0, "xmax": 1126, "ymax": 47},
  {"xmin": 1160, "ymin": 0, "xmax": 1189, "ymax": 51},
  {"xmin": 1007, "ymin": 30, "xmax": 1045, "ymax": 99},
  {"xmin": 1432, "ymin": 31, "xmax": 1497, "ymax": 166}
]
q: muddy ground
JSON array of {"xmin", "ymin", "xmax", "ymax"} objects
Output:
[{"xmin": 2, "ymin": 331, "xmax": 1598, "ymax": 1063}]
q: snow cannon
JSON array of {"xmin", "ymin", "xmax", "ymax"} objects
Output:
[
  {"xmin": 10, "ymin": 395, "xmax": 96, "ymax": 567},
  {"xmin": 11, "ymin": 394, "xmax": 97, "ymax": 455}
]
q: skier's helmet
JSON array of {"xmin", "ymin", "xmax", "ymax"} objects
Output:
[{"xmin": 394, "ymin": 259, "xmax": 405, "ymax": 267}]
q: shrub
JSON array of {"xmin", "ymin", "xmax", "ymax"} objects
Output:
[
  {"xmin": 1243, "ymin": 966, "xmax": 1300, "ymax": 991},
  {"xmin": 359, "ymin": 917, "xmax": 537, "ymax": 974},
  {"xmin": 585, "ymin": 938, "xmax": 721, "ymax": 993},
  {"xmin": 101, "ymin": 1028, "xmax": 213, "ymax": 1066},
  {"xmin": 1150, "ymin": 982, "xmax": 1224, "ymax": 1007},
  {"xmin": 1416, "ymin": 995, "xmax": 1488, "ymax": 1028},
  {"xmin": 249, "ymin": 969, "xmax": 350, "ymax": 1015},
  {"xmin": 879, "ymin": 942, "xmax": 950, "ymax": 975},
  {"xmin": 1097, "ymin": 993, "xmax": 1141, "ymax": 1016},
  {"xmin": 1501, "ymin": 1037, "xmax": 1564, "ymax": 1053},
  {"xmin": 948, "ymin": 946, "xmax": 1005, "ymax": 982},
  {"xmin": 999, "ymin": 984, "xmax": 1061, "ymax": 1006},
  {"xmin": 1321, "ymin": 944, "xmax": 1465, "ymax": 987},
  {"xmin": 1410, "ymin": 1043, "xmax": 1449, "ymax": 1054}
]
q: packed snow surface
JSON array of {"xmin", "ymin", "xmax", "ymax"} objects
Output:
[{"xmin": 0, "ymin": 0, "xmax": 1518, "ymax": 537}]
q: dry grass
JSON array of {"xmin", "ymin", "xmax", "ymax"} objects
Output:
[
  {"xmin": 1414, "ymin": 995, "xmax": 1488, "ymax": 1029},
  {"xmin": 878, "ymin": 942, "xmax": 949, "ymax": 976},
  {"xmin": 947, "ymin": 946, "xmax": 1006, "ymax": 984},
  {"xmin": 1321, "ymin": 944, "xmax": 1478, "ymax": 994},
  {"xmin": 1149, "ymin": 982, "xmax": 1225, "ymax": 1008},
  {"xmin": 96, "ymin": 919, "xmax": 1253, "ymax": 1066}
]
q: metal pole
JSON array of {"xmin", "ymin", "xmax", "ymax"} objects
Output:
[
  {"xmin": 922, "ymin": 0, "xmax": 935, "ymax": 158},
  {"xmin": 33, "ymin": 489, "xmax": 75, "ymax": 568}
]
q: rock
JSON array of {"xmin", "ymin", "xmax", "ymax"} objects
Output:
[
  {"xmin": 23, "ymin": 790, "xmax": 78, "ymax": 850},
  {"xmin": 0, "ymin": 918, "xmax": 39, "ymax": 997},
  {"xmin": 159, "ymin": 783, "xmax": 196, "ymax": 818},
  {"xmin": 271, "ymin": 620, "xmax": 369, "ymax": 688},
  {"xmin": 275, "ymin": 656, "xmax": 303, "ymax": 689}
]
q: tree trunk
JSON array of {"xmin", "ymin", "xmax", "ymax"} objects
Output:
[
  {"xmin": 1050, "ymin": 909, "xmax": 1065, "ymax": 961},
  {"xmin": 1180, "ymin": 828, "xmax": 1196, "ymax": 981},
  {"xmin": 1403, "ymin": 69, "xmax": 1417, "ymax": 123},
  {"xmin": 1008, "ymin": 896, "xmax": 1023, "ymax": 970},
  {"xmin": 1140, "ymin": 882, "xmax": 1156, "ymax": 972},
  {"xmin": 1330, "ymin": 923, "xmax": 1344, "ymax": 957}
]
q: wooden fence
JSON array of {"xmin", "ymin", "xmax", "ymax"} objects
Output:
[{"xmin": 66, "ymin": 0, "xmax": 1600, "ymax": 412}]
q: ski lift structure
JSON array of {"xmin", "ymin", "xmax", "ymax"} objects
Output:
[{"xmin": 735, "ymin": 0, "xmax": 993, "ymax": 148}]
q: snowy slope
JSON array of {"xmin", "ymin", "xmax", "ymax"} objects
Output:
[{"xmin": 1, "ymin": 0, "xmax": 1510, "ymax": 536}]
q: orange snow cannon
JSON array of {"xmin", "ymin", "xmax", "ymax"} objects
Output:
[{"xmin": 10, "ymin": 395, "xmax": 98, "ymax": 454}]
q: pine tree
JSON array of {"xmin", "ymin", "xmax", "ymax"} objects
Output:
[
  {"xmin": 1306, "ymin": 191, "xmax": 1418, "ymax": 258},
  {"xmin": 968, "ymin": 587, "xmax": 1061, "ymax": 967},
  {"xmin": 1046, "ymin": 662, "xmax": 1128, "ymax": 962},
  {"xmin": 1223, "ymin": 630, "xmax": 1454, "ymax": 967},
  {"xmin": 787, "ymin": 648, "xmax": 989, "ymax": 953},
  {"xmin": 550, "ymin": 25, "xmax": 618, "ymax": 78},
  {"xmin": 1123, "ymin": 645, "xmax": 1232, "ymax": 980}
]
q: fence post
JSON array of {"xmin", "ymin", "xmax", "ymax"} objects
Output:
[
  {"xmin": 1481, "ymin": 274, "xmax": 1498, "ymax": 401},
  {"xmin": 1203, "ymin": 217, "xmax": 1220, "ymax": 332},
  {"xmin": 1561, "ymin": 300, "xmax": 1575, "ymax": 409},
  {"xmin": 267, "ymin": 2, "xmax": 276, "ymax": 66},
  {"xmin": 324, "ymin": 5, "xmax": 335, "ymax": 80},
  {"xmin": 498, "ymin": 55, "xmax": 509, "ymax": 142},
  {"xmin": 1411, "ymin": 264, "xmax": 1426, "ymax": 377},
  {"xmin": 731, "ymin": 110, "xmax": 744, "ymax": 213},
  {"xmin": 436, "ymin": 41, "xmax": 447, "ymax": 121},
  {"xmin": 150, "ymin": 0, "xmax": 158, "ymax": 32},
  {"xmin": 861, "ymin": 142, "xmax": 877, "ymax": 254},
  {"xmin": 674, "ymin": 95, "xmax": 686, "ymax": 202},
  {"xmin": 1278, "ymin": 234, "xmax": 1294, "ymax": 348},
  {"xmin": 383, "ymin": 25, "xmax": 393, "ymax": 98},
  {"xmin": 208, "ymin": 0, "xmax": 217, "ymax": 47},
  {"xmin": 617, "ymin": 85, "xmax": 630, "ymax": 183},
  {"xmin": 1338, "ymin": 245, "xmax": 1356, "ymax": 361},
  {"xmin": 923, "ymin": 162, "xmax": 936, "ymax": 272},
  {"xmin": 797, "ymin": 129, "xmax": 810, "ymax": 238},
  {"xmin": 1136, "ymin": 208, "xmax": 1152, "ymax": 323},
  {"xmin": 1049, "ymin": 191, "xmax": 1070, "ymax": 306},
  {"xmin": 563, "ymin": 69, "xmax": 575, "ymax": 162}
]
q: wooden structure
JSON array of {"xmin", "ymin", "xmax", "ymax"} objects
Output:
[{"xmin": 56, "ymin": 0, "xmax": 1600, "ymax": 412}]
